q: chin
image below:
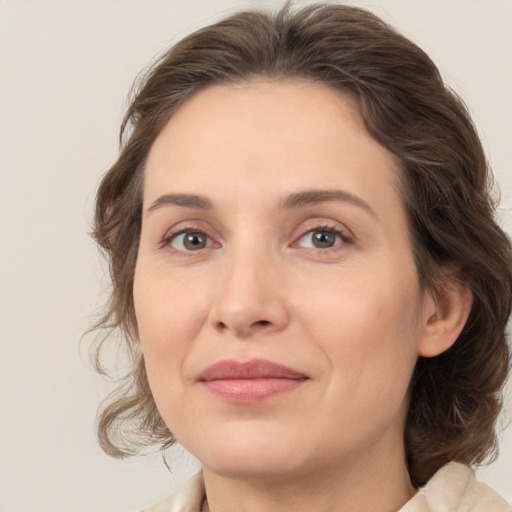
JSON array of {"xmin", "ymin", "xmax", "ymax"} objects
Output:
[
  {"xmin": 203, "ymin": 450, "xmax": 302, "ymax": 481},
  {"xmin": 182, "ymin": 424, "xmax": 306, "ymax": 480}
]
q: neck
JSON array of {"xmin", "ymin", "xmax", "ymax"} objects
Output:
[{"xmin": 202, "ymin": 444, "xmax": 415, "ymax": 512}]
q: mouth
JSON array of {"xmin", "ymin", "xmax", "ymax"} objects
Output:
[{"xmin": 198, "ymin": 358, "xmax": 310, "ymax": 403}]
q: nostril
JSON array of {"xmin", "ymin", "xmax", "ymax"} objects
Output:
[{"xmin": 255, "ymin": 320, "xmax": 271, "ymax": 327}]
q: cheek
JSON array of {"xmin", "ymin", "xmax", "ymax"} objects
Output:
[
  {"xmin": 300, "ymin": 266, "xmax": 420, "ymax": 336},
  {"xmin": 133, "ymin": 267, "xmax": 209, "ymax": 376},
  {"xmin": 296, "ymin": 263, "xmax": 422, "ymax": 382},
  {"xmin": 133, "ymin": 267, "xmax": 215, "ymax": 430}
]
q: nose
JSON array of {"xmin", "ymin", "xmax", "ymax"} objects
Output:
[{"xmin": 208, "ymin": 245, "xmax": 289, "ymax": 338}]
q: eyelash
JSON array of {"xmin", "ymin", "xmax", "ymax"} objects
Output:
[{"xmin": 160, "ymin": 224, "xmax": 354, "ymax": 256}]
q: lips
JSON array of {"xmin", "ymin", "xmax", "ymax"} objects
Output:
[{"xmin": 198, "ymin": 359, "xmax": 309, "ymax": 403}]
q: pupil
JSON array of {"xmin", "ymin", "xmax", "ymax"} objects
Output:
[
  {"xmin": 313, "ymin": 231, "xmax": 335, "ymax": 248},
  {"xmin": 184, "ymin": 232, "xmax": 206, "ymax": 250}
]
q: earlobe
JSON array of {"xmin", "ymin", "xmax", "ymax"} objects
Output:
[{"xmin": 418, "ymin": 280, "xmax": 473, "ymax": 358}]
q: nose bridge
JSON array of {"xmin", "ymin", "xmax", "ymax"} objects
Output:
[{"xmin": 209, "ymin": 232, "xmax": 288, "ymax": 337}]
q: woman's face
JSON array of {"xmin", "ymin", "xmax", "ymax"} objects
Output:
[{"xmin": 134, "ymin": 80, "xmax": 432, "ymax": 481}]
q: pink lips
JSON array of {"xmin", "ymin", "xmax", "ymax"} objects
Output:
[{"xmin": 198, "ymin": 359, "xmax": 309, "ymax": 403}]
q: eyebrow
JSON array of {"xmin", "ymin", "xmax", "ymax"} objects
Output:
[
  {"xmin": 146, "ymin": 193, "xmax": 213, "ymax": 214},
  {"xmin": 146, "ymin": 189, "xmax": 376, "ymax": 218},
  {"xmin": 278, "ymin": 189, "xmax": 377, "ymax": 217}
]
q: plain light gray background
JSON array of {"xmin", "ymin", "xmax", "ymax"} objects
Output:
[{"xmin": 1, "ymin": 1, "xmax": 511, "ymax": 511}]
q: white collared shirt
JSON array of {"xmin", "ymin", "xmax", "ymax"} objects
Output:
[{"xmin": 140, "ymin": 462, "xmax": 511, "ymax": 512}]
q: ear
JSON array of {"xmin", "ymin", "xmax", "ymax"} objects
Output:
[{"xmin": 418, "ymin": 278, "xmax": 473, "ymax": 358}]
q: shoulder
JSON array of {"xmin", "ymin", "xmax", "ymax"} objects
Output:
[
  {"xmin": 400, "ymin": 462, "xmax": 511, "ymax": 512},
  {"xmin": 139, "ymin": 473, "xmax": 205, "ymax": 512}
]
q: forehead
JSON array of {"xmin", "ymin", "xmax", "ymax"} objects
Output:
[{"xmin": 143, "ymin": 79, "xmax": 403, "ymax": 217}]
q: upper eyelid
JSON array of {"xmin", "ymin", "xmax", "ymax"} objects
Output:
[
  {"xmin": 162, "ymin": 220, "xmax": 217, "ymax": 238},
  {"xmin": 292, "ymin": 219, "xmax": 355, "ymax": 242}
]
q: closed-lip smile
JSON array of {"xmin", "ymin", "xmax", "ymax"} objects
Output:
[{"xmin": 198, "ymin": 358, "xmax": 310, "ymax": 403}]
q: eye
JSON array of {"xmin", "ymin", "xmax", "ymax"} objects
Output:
[
  {"xmin": 168, "ymin": 230, "xmax": 214, "ymax": 251},
  {"xmin": 297, "ymin": 227, "xmax": 348, "ymax": 250}
]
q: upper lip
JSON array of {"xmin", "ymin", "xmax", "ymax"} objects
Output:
[{"xmin": 198, "ymin": 358, "xmax": 309, "ymax": 381}]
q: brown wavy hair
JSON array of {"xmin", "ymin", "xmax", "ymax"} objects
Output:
[{"xmin": 91, "ymin": 2, "xmax": 511, "ymax": 487}]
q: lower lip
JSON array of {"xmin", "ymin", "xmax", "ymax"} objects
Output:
[{"xmin": 202, "ymin": 378, "xmax": 307, "ymax": 403}]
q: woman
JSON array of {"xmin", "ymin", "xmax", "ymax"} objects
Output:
[{"xmin": 91, "ymin": 3, "xmax": 512, "ymax": 511}]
